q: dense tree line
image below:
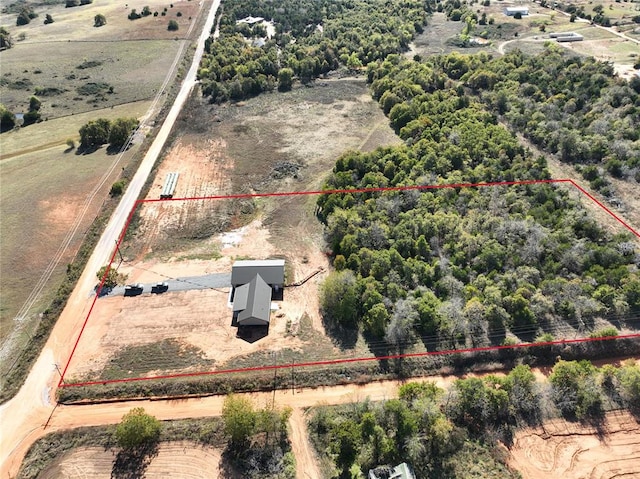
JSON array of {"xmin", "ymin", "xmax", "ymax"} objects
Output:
[
  {"xmin": 317, "ymin": 55, "xmax": 640, "ymax": 349},
  {"xmin": 456, "ymin": 48, "xmax": 640, "ymax": 188},
  {"xmin": 310, "ymin": 360, "xmax": 640, "ymax": 478},
  {"xmin": 198, "ymin": 0, "xmax": 433, "ymax": 102}
]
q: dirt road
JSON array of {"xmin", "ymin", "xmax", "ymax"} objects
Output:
[
  {"xmin": 0, "ymin": 372, "xmax": 480, "ymax": 477},
  {"xmin": 0, "ymin": 0, "xmax": 221, "ymax": 476}
]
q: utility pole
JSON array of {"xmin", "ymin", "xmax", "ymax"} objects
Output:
[
  {"xmin": 53, "ymin": 363, "xmax": 63, "ymax": 383},
  {"xmin": 114, "ymin": 240, "xmax": 124, "ymax": 264}
]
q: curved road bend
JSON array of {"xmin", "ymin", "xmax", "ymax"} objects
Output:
[{"xmin": 0, "ymin": 0, "xmax": 220, "ymax": 476}]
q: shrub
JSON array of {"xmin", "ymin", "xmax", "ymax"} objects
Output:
[
  {"xmin": 168, "ymin": 19, "xmax": 179, "ymax": 30},
  {"xmin": 115, "ymin": 408, "xmax": 161, "ymax": 449},
  {"xmin": 589, "ymin": 327, "xmax": 618, "ymax": 339},
  {"xmin": 16, "ymin": 11, "xmax": 30, "ymax": 25},
  {"xmin": 110, "ymin": 180, "xmax": 126, "ymax": 197},
  {"xmin": 94, "ymin": 14, "xmax": 106, "ymax": 27},
  {"xmin": 44, "ymin": 14, "xmax": 54, "ymax": 24},
  {"xmin": 0, "ymin": 104, "xmax": 16, "ymax": 132}
]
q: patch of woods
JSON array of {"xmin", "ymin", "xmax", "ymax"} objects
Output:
[
  {"xmin": 197, "ymin": 0, "xmax": 432, "ymax": 102},
  {"xmin": 316, "ymin": 51, "xmax": 640, "ymax": 354},
  {"xmin": 310, "ymin": 360, "xmax": 640, "ymax": 478},
  {"xmin": 459, "ymin": 48, "xmax": 640, "ymax": 190},
  {"xmin": 77, "ymin": 116, "xmax": 138, "ymax": 153},
  {"xmin": 16, "ymin": 360, "xmax": 640, "ymax": 479},
  {"xmin": 18, "ymin": 398, "xmax": 295, "ymax": 479}
]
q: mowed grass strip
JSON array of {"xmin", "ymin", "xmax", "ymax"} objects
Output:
[{"xmin": 0, "ymin": 100, "xmax": 151, "ymax": 158}]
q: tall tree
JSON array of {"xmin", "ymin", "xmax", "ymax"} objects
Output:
[
  {"xmin": 108, "ymin": 117, "xmax": 138, "ymax": 149},
  {"xmin": 115, "ymin": 407, "xmax": 161, "ymax": 449}
]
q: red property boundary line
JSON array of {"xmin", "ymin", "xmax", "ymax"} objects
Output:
[{"xmin": 58, "ymin": 179, "xmax": 640, "ymax": 389}]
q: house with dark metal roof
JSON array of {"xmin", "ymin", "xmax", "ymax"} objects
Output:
[
  {"xmin": 231, "ymin": 259, "xmax": 285, "ymax": 327},
  {"xmin": 233, "ymin": 274, "xmax": 272, "ymax": 325}
]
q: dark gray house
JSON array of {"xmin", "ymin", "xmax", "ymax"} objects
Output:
[{"xmin": 231, "ymin": 259, "xmax": 285, "ymax": 327}]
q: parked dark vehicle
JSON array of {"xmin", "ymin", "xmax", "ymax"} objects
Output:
[
  {"xmin": 124, "ymin": 283, "xmax": 144, "ymax": 296},
  {"xmin": 151, "ymin": 282, "xmax": 169, "ymax": 294}
]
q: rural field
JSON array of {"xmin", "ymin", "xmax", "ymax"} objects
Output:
[
  {"xmin": 63, "ymin": 78, "xmax": 638, "ymax": 386},
  {"xmin": 63, "ymin": 78, "xmax": 403, "ymax": 383},
  {"xmin": 2, "ymin": 0, "xmax": 640, "ymax": 478},
  {"xmin": 0, "ymin": 0, "xmax": 211, "ymax": 382}
]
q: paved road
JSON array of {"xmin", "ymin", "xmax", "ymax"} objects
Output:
[
  {"xmin": 0, "ymin": 0, "xmax": 221, "ymax": 476},
  {"xmin": 106, "ymin": 273, "xmax": 231, "ymax": 297}
]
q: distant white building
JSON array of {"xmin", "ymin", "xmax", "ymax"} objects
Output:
[
  {"xmin": 555, "ymin": 32, "xmax": 584, "ymax": 42},
  {"xmin": 504, "ymin": 6, "xmax": 529, "ymax": 16},
  {"xmin": 368, "ymin": 463, "xmax": 416, "ymax": 479}
]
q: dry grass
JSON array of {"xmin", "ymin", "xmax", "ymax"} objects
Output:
[
  {"xmin": 64, "ymin": 78, "xmax": 402, "ymax": 383},
  {"xmin": 0, "ymin": 39, "xmax": 183, "ymax": 119},
  {"xmin": 0, "ymin": 100, "xmax": 151, "ymax": 158},
  {"xmin": 0, "ymin": 0, "xmax": 202, "ymax": 119}
]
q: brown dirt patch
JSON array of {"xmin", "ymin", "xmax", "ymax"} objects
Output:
[
  {"xmin": 37, "ymin": 442, "xmax": 231, "ymax": 479},
  {"xmin": 508, "ymin": 411, "xmax": 640, "ymax": 479},
  {"xmin": 65, "ymin": 217, "xmax": 330, "ymax": 380},
  {"xmin": 289, "ymin": 408, "xmax": 322, "ymax": 479}
]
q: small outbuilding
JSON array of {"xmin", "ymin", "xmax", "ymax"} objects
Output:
[
  {"xmin": 555, "ymin": 32, "xmax": 584, "ymax": 42},
  {"xmin": 504, "ymin": 6, "xmax": 529, "ymax": 16},
  {"xmin": 368, "ymin": 463, "xmax": 416, "ymax": 479}
]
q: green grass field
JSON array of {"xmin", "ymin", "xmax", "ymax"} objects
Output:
[{"xmin": 0, "ymin": 0, "xmax": 207, "ymax": 374}]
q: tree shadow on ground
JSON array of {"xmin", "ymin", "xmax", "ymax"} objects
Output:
[
  {"xmin": 107, "ymin": 143, "xmax": 131, "ymax": 155},
  {"xmin": 111, "ymin": 442, "xmax": 159, "ymax": 479},
  {"xmin": 75, "ymin": 144, "xmax": 100, "ymax": 156},
  {"xmin": 321, "ymin": 316, "xmax": 358, "ymax": 350}
]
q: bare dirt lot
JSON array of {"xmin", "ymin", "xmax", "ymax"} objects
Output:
[
  {"xmin": 63, "ymin": 79, "xmax": 401, "ymax": 383},
  {"xmin": 37, "ymin": 442, "xmax": 235, "ymax": 479},
  {"xmin": 509, "ymin": 410, "xmax": 640, "ymax": 479}
]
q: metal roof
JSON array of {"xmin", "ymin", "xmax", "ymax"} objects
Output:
[
  {"xmin": 236, "ymin": 274, "xmax": 272, "ymax": 325},
  {"xmin": 231, "ymin": 259, "xmax": 285, "ymax": 286}
]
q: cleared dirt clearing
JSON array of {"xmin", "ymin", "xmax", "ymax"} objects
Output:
[
  {"xmin": 509, "ymin": 411, "xmax": 640, "ymax": 479},
  {"xmin": 37, "ymin": 442, "xmax": 230, "ymax": 479}
]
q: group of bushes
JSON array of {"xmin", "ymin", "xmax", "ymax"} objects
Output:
[
  {"xmin": 78, "ymin": 116, "xmax": 138, "ymax": 151},
  {"xmin": 310, "ymin": 360, "xmax": 640, "ymax": 478}
]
